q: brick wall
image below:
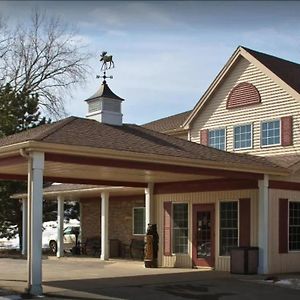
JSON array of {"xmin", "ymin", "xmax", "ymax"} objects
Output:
[
  {"xmin": 80, "ymin": 197, "xmax": 101, "ymax": 242},
  {"xmin": 80, "ymin": 195, "xmax": 145, "ymax": 245}
]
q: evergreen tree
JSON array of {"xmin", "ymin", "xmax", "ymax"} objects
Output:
[
  {"xmin": 0, "ymin": 84, "xmax": 47, "ymax": 248},
  {"xmin": 0, "ymin": 85, "xmax": 80, "ymax": 250}
]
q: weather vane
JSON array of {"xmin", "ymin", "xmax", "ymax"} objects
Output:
[{"xmin": 96, "ymin": 51, "xmax": 115, "ymax": 83}]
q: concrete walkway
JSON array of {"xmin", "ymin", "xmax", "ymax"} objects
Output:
[{"xmin": 0, "ymin": 257, "xmax": 300, "ymax": 299}]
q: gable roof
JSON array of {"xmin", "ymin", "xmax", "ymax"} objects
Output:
[
  {"xmin": 0, "ymin": 116, "xmax": 285, "ymax": 174},
  {"xmin": 243, "ymin": 47, "xmax": 300, "ymax": 94},
  {"xmin": 142, "ymin": 110, "xmax": 191, "ymax": 133},
  {"xmin": 183, "ymin": 46, "xmax": 300, "ymax": 127}
]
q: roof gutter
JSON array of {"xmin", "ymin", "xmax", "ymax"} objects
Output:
[
  {"xmin": 0, "ymin": 140, "xmax": 289, "ymax": 177},
  {"xmin": 11, "ymin": 186, "xmax": 144, "ymax": 200},
  {"xmin": 23, "ymin": 141, "xmax": 288, "ymax": 177}
]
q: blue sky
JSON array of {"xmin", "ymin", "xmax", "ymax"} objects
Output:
[{"xmin": 2, "ymin": 1, "xmax": 300, "ymax": 124}]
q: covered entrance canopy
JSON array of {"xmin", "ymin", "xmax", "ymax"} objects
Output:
[{"xmin": 0, "ymin": 116, "xmax": 288, "ymax": 295}]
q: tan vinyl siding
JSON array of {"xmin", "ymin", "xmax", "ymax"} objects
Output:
[
  {"xmin": 167, "ymin": 131, "xmax": 189, "ymax": 140},
  {"xmin": 155, "ymin": 189, "xmax": 258, "ymax": 271},
  {"xmin": 190, "ymin": 57, "xmax": 300, "ymax": 156},
  {"xmin": 173, "ymin": 132, "xmax": 189, "ymax": 140},
  {"xmin": 268, "ymin": 189, "xmax": 300, "ymax": 274}
]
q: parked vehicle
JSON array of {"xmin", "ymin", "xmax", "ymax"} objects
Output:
[{"xmin": 49, "ymin": 225, "xmax": 80, "ymax": 254}]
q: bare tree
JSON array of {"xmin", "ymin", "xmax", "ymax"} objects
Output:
[
  {"xmin": 0, "ymin": 17, "xmax": 10, "ymax": 61},
  {"xmin": 0, "ymin": 9, "xmax": 91, "ymax": 116}
]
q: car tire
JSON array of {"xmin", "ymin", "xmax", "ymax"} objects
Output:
[{"xmin": 49, "ymin": 240, "xmax": 57, "ymax": 255}]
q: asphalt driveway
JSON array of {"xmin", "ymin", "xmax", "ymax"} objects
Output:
[{"xmin": 0, "ymin": 257, "xmax": 300, "ymax": 299}]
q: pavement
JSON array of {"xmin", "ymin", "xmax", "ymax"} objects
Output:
[{"xmin": 0, "ymin": 257, "xmax": 300, "ymax": 299}]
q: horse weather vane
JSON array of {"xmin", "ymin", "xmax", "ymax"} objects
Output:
[{"xmin": 96, "ymin": 51, "xmax": 115, "ymax": 82}]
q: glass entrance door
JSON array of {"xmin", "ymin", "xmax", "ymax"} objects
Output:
[
  {"xmin": 192, "ymin": 204, "xmax": 215, "ymax": 267},
  {"xmin": 197, "ymin": 211, "xmax": 211, "ymax": 259}
]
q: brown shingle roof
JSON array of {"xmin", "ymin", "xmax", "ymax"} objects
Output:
[
  {"xmin": 243, "ymin": 47, "xmax": 300, "ymax": 94},
  {"xmin": 142, "ymin": 110, "xmax": 192, "ymax": 132},
  {"xmin": 264, "ymin": 154, "xmax": 300, "ymax": 169},
  {"xmin": 43, "ymin": 184, "xmax": 100, "ymax": 193},
  {"xmin": 0, "ymin": 116, "xmax": 284, "ymax": 171}
]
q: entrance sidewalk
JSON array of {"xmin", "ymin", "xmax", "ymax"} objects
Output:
[{"xmin": 0, "ymin": 257, "xmax": 300, "ymax": 299}]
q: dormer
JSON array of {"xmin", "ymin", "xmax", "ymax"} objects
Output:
[{"xmin": 85, "ymin": 80, "xmax": 124, "ymax": 126}]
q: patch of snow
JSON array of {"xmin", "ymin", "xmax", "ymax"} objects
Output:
[
  {"xmin": 0, "ymin": 296, "xmax": 21, "ymax": 300},
  {"xmin": 275, "ymin": 278, "xmax": 300, "ymax": 289},
  {"xmin": 275, "ymin": 279, "xmax": 293, "ymax": 285},
  {"xmin": 0, "ymin": 219, "xmax": 80, "ymax": 249},
  {"xmin": 263, "ymin": 278, "xmax": 300, "ymax": 290},
  {"xmin": 0, "ymin": 236, "xmax": 19, "ymax": 249}
]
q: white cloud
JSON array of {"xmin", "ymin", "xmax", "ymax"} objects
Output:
[{"xmin": 3, "ymin": 1, "xmax": 300, "ymax": 124}]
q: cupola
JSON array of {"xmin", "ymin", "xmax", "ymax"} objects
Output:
[
  {"xmin": 85, "ymin": 80, "xmax": 124, "ymax": 126},
  {"xmin": 85, "ymin": 52, "xmax": 124, "ymax": 126}
]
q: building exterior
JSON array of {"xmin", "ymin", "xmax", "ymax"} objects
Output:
[
  {"xmin": 4, "ymin": 45, "xmax": 300, "ymax": 295},
  {"xmin": 31, "ymin": 46, "xmax": 300, "ymax": 275},
  {"xmin": 157, "ymin": 46, "xmax": 300, "ymax": 274}
]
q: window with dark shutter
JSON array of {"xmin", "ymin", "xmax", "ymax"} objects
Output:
[
  {"xmin": 261, "ymin": 120, "xmax": 280, "ymax": 147},
  {"xmin": 279, "ymin": 198, "xmax": 288, "ymax": 253},
  {"xmin": 200, "ymin": 129, "xmax": 208, "ymax": 146},
  {"xmin": 239, "ymin": 198, "xmax": 251, "ymax": 247},
  {"xmin": 172, "ymin": 203, "xmax": 188, "ymax": 254},
  {"xmin": 163, "ymin": 201, "xmax": 172, "ymax": 256},
  {"xmin": 289, "ymin": 201, "xmax": 300, "ymax": 251},
  {"xmin": 219, "ymin": 201, "xmax": 238, "ymax": 256},
  {"xmin": 281, "ymin": 116, "xmax": 293, "ymax": 146}
]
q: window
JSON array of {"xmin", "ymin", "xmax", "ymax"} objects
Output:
[
  {"xmin": 261, "ymin": 120, "xmax": 280, "ymax": 146},
  {"xmin": 173, "ymin": 203, "xmax": 188, "ymax": 254},
  {"xmin": 133, "ymin": 207, "xmax": 145, "ymax": 235},
  {"xmin": 219, "ymin": 202, "xmax": 238, "ymax": 256},
  {"xmin": 289, "ymin": 202, "xmax": 300, "ymax": 251},
  {"xmin": 209, "ymin": 128, "xmax": 226, "ymax": 150},
  {"xmin": 234, "ymin": 124, "xmax": 252, "ymax": 149}
]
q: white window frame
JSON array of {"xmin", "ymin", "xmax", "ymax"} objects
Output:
[
  {"xmin": 208, "ymin": 127, "xmax": 227, "ymax": 151},
  {"xmin": 132, "ymin": 207, "xmax": 145, "ymax": 236},
  {"xmin": 233, "ymin": 123, "xmax": 253, "ymax": 150},
  {"xmin": 288, "ymin": 200, "xmax": 300, "ymax": 253},
  {"xmin": 172, "ymin": 202, "xmax": 189, "ymax": 255},
  {"xmin": 219, "ymin": 200, "xmax": 239, "ymax": 257},
  {"xmin": 260, "ymin": 118, "xmax": 281, "ymax": 148}
]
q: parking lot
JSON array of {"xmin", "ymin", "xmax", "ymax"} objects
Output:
[{"xmin": 0, "ymin": 257, "xmax": 300, "ymax": 299}]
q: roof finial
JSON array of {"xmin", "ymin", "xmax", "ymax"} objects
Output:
[{"xmin": 96, "ymin": 51, "xmax": 115, "ymax": 84}]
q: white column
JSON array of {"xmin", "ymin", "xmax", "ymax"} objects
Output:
[
  {"xmin": 100, "ymin": 191, "xmax": 109, "ymax": 260},
  {"xmin": 27, "ymin": 157, "xmax": 32, "ymax": 294},
  {"xmin": 27, "ymin": 152, "xmax": 44, "ymax": 296},
  {"xmin": 258, "ymin": 174, "xmax": 269, "ymax": 274},
  {"xmin": 79, "ymin": 201, "xmax": 83, "ymax": 239},
  {"xmin": 22, "ymin": 198, "xmax": 28, "ymax": 256},
  {"xmin": 145, "ymin": 183, "xmax": 154, "ymax": 229},
  {"xmin": 57, "ymin": 196, "xmax": 64, "ymax": 258}
]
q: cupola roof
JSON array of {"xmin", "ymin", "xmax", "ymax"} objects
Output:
[{"xmin": 85, "ymin": 80, "xmax": 124, "ymax": 102}]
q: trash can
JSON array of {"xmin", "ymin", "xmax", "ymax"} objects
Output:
[
  {"xmin": 230, "ymin": 247, "xmax": 259, "ymax": 274},
  {"xmin": 109, "ymin": 239, "xmax": 120, "ymax": 258}
]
